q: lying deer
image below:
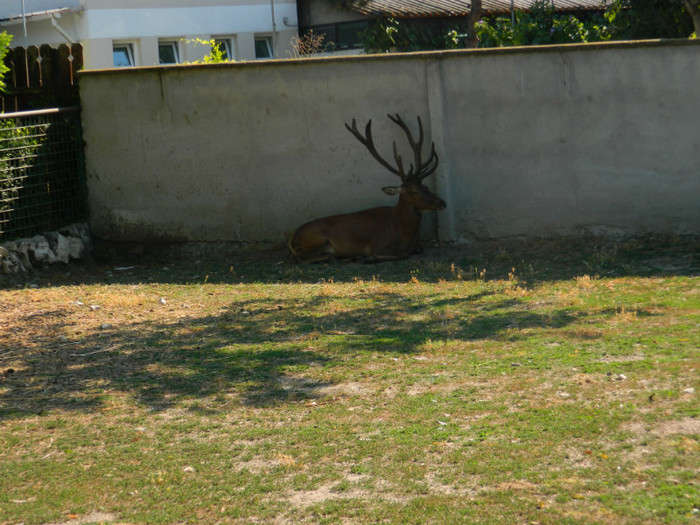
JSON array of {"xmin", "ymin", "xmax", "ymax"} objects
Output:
[{"xmin": 288, "ymin": 114, "xmax": 446, "ymax": 263}]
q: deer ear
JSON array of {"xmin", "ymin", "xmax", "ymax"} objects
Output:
[{"xmin": 382, "ymin": 186, "xmax": 401, "ymax": 195}]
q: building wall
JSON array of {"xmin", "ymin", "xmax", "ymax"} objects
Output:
[
  {"xmin": 297, "ymin": 0, "xmax": 367, "ymax": 27},
  {"xmin": 78, "ymin": 40, "xmax": 700, "ymax": 243},
  {"xmin": 1, "ymin": 0, "xmax": 298, "ymax": 66}
]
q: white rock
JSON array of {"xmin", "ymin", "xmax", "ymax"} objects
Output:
[
  {"xmin": 0, "ymin": 223, "xmax": 89, "ymax": 272},
  {"xmin": 66, "ymin": 236, "xmax": 84, "ymax": 259},
  {"xmin": 9, "ymin": 239, "xmax": 31, "ymax": 268},
  {"xmin": 0, "ymin": 246, "xmax": 25, "ymax": 274},
  {"xmin": 19, "ymin": 236, "xmax": 55, "ymax": 266},
  {"xmin": 45, "ymin": 232, "xmax": 71, "ymax": 263}
]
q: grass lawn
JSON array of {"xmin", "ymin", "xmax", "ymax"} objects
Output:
[{"xmin": 1, "ymin": 238, "xmax": 698, "ymax": 524}]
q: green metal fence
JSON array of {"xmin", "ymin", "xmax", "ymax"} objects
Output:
[{"xmin": 0, "ymin": 107, "xmax": 87, "ymax": 241}]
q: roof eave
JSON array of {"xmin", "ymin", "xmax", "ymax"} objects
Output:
[{"xmin": 0, "ymin": 7, "xmax": 82, "ymax": 25}]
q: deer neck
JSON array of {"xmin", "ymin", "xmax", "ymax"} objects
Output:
[{"xmin": 393, "ymin": 195, "xmax": 422, "ymax": 235}]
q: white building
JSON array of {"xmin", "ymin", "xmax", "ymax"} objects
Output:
[{"xmin": 0, "ymin": 0, "xmax": 299, "ymax": 68}]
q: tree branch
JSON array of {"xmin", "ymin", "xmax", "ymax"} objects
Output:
[{"xmin": 686, "ymin": 0, "xmax": 700, "ymax": 35}]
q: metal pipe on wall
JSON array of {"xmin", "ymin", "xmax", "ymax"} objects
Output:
[{"xmin": 270, "ymin": 0, "xmax": 277, "ymax": 58}]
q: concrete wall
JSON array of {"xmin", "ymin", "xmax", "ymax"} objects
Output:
[{"xmin": 79, "ymin": 40, "xmax": 700, "ymax": 243}]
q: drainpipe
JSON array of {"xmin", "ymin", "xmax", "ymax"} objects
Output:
[
  {"xmin": 21, "ymin": 0, "xmax": 29, "ymax": 86},
  {"xmin": 270, "ymin": 0, "xmax": 277, "ymax": 58},
  {"xmin": 21, "ymin": 0, "xmax": 27, "ymax": 47},
  {"xmin": 51, "ymin": 13, "xmax": 76, "ymax": 44}
]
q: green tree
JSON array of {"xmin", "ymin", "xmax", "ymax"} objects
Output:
[
  {"xmin": 360, "ymin": 17, "xmax": 467, "ymax": 53},
  {"xmin": 467, "ymin": 0, "xmax": 483, "ymax": 48},
  {"xmin": 476, "ymin": 0, "xmax": 610, "ymax": 47},
  {"xmin": 0, "ymin": 31, "xmax": 12, "ymax": 93},
  {"xmin": 686, "ymin": 0, "xmax": 700, "ymax": 35},
  {"xmin": 604, "ymin": 0, "xmax": 694, "ymax": 39},
  {"xmin": 360, "ymin": 0, "xmax": 696, "ymax": 53}
]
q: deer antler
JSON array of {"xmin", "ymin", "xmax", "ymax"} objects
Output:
[
  {"xmin": 386, "ymin": 114, "xmax": 439, "ymax": 181},
  {"xmin": 345, "ymin": 119, "xmax": 407, "ymax": 181},
  {"xmin": 345, "ymin": 115, "xmax": 439, "ymax": 182}
]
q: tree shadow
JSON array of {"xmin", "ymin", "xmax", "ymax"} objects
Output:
[
  {"xmin": 3, "ymin": 234, "xmax": 695, "ymax": 291},
  {"xmin": 0, "ymin": 235, "xmax": 685, "ymax": 418},
  {"xmin": 0, "ymin": 287, "xmax": 615, "ymax": 419}
]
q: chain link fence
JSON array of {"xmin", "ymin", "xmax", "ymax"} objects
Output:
[{"xmin": 0, "ymin": 107, "xmax": 87, "ymax": 241}]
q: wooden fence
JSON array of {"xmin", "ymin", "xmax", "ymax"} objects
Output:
[{"xmin": 1, "ymin": 44, "xmax": 83, "ymax": 112}]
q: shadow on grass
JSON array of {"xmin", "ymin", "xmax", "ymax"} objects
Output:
[
  {"xmin": 1, "ymin": 236, "xmax": 689, "ymax": 418},
  {"xmin": 0, "ymin": 289, "xmax": 589, "ymax": 419},
  {"xmin": 2, "ymin": 235, "xmax": 697, "ymax": 290}
]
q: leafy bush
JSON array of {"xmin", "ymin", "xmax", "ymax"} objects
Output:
[
  {"xmin": 475, "ymin": 0, "xmax": 611, "ymax": 47},
  {"xmin": 0, "ymin": 31, "xmax": 12, "ymax": 93},
  {"xmin": 604, "ymin": 0, "xmax": 694, "ymax": 40},
  {"xmin": 360, "ymin": 17, "xmax": 468, "ymax": 53},
  {"xmin": 359, "ymin": 0, "xmax": 695, "ymax": 53},
  {"xmin": 0, "ymin": 119, "xmax": 44, "ymax": 237},
  {"xmin": 181, "ymin": 38, "xmax": 233, "ymax": 64}
]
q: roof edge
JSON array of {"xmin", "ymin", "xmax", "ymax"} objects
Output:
[{"xmin": 0, "ymin": 7, "xmax": 82, "ymax": 25}]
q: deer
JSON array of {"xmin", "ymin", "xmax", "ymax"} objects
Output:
[{"xmin": 287, "ymin": 114, "xmax": 446, "ymax": 263}]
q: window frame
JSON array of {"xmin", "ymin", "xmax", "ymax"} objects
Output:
[
  {"xmin": 112, "ymin": 43, "xmax": 135, "ymax": 67},
  {"xmin": 254, "ymin": 36, "xmax": 273, "ymax": 59},
  {"xmin": 158, "ymin": 40, "xmax": 180, "ymax": 64},
  {"xmin": 301, "ymin": 20, "xmax": 370, "ymax": 51}
]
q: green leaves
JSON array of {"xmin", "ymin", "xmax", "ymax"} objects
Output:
[
  {"xmin": 476, "ymin": 0, "xmax": 612, "ymax": 47},
  {"xmin": 0, "ymin": 31, "xmax": 12, "ymax": 93},
  {"xmin": 360, "ymin": 0, "xmax": 695, "ymax": 53}
]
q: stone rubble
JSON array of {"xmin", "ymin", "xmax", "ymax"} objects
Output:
[{"xmin": 0, "ymin": 223, "xmax": 90, "ymax": 274}]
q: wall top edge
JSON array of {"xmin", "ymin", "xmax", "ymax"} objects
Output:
[{"xmin": 78, "ymin": 38, "xmax": 700, "ymax": 77}]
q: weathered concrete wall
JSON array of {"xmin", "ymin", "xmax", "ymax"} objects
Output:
[
  {"xmin": 79, "ymin": 40, "xmax": 700, "ymax": 243},
  {"xmin": 437, "ymin": 42, "xmax": 700, "ymax": 238}
]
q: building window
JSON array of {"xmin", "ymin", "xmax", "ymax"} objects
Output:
[
  {"xmin": 113, "ymin": 43, "xmax": 134, "ymax": 67},
  {"xmin": 213, "ymin": 38, "xmax": 232, "ymax": 60},
  {"xmin": 301, "ymin": 20, "xmax": 370, "ymax": 50},
  {"xmin": 336, "ymin": 21, "xmax": 369, "ymax": 49},
  {"xmin": 158, "ymin": 41, "xmax": 180, "ymax": 64},
  {"xmin": 254, "ymin": 37, "xmax": 273, "ymax": 59}
]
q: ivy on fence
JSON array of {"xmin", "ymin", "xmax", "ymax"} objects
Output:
[{"xmin": 0, "ymin": 109, "xmax": 86, "ymax": 241}]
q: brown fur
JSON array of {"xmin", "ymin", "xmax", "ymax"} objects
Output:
[{"xmin": 288, "ymin": 183, "xmax": 445, "ymax": 263}]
